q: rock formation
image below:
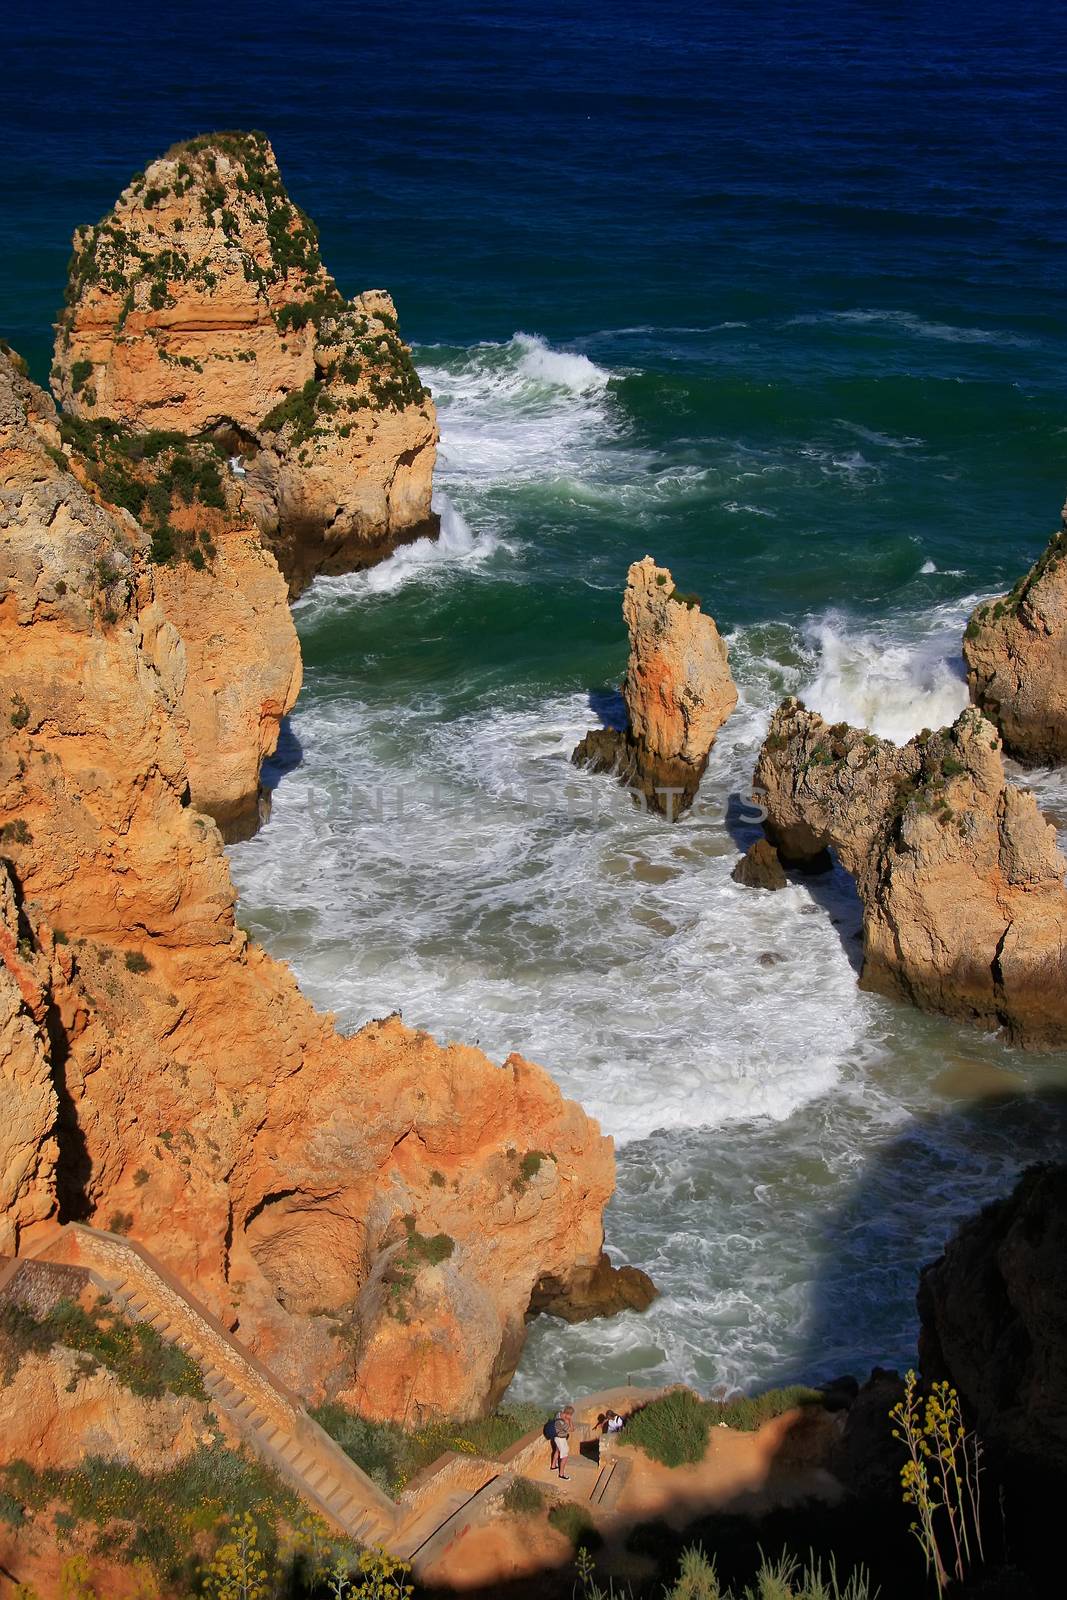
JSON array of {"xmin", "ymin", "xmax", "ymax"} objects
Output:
[
  {"xmin": 918, "ymin": 1161, "xmax": 1067, "ymax": 1479},
  {"xmin": 573, "ymin": 556, "xmax": 737, "ymax": 819},
  {"xmin": 52, "ymin": 409, "xmax": 301, "ymax": 840},
  {"xmin": 754, "ymin": 699, "xmax": 1067, "ymax": 1046},
  {"xmin": 731, "ymin": 838, "xmax": 787, "ymax": 891},
  {"xmin": 963, "ymin": 510, "xmax": 1067, "ymax": 764},
  {"xmin": 0, "ymin": 343, "xmax": 635, "ymax": 1420},
  {"xmin": 52, "ymin": 130, "xmax": 438, "ymax": 595}
]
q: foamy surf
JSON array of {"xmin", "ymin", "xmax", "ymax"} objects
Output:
[
  {"xmin": 799, "ymin": 607, "xmax": 972, "ymax": 743},
  {"xmin": 416, "ymin": 332, "xmax": 620, "ymax": 490},
  {"xmin": 229, "ymin": 316, "xmax": 1067, "ymax": 1410},
  {"xmin": 294, "ymin": 492, "xmax": 500, "ymax": 608}
]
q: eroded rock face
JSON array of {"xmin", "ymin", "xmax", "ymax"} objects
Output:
[
  {"xmin": 152, "ymin": 516, "xmax": 301, "ymax": 840},
  {"xmin": 963, "ymin": 513, "xmax": 1067, "ymax": 765},
  {"xmin": 0, "ymin": 347, "xmax": 627, "ymax": 1419},
  {"xmin": 918, "ymin": 1162, "xmax": 1067, "ymax": 1478},
  {"xmin": 52, "ymin": 130, "xmax": 438, "ymax": 595},
  {"xmin": 0, "ymin": 866, "xmax": 58, "ymax": 1254},
  {"xmin": 754, "ymin": 699, "xmax": 1067, "ymax": 1046},
  {"xmin": 573, "ymin": 556, "xmax": 737, "ymax": 819},
  {"xmin": 731, "ymin": 838, "xmax": 787, "ymax": 891}
]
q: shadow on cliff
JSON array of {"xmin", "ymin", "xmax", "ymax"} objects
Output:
[
  {"xmin": 586, "ymin": 686, "xmax": 628, "ymax": 731},
  {"xmin": 415, "ymin": 1081, "xmax": 1067, "ymax": 1598},
  {"xmin": 723, "ymin": 793, "xmax": 866, "ymax": 975},
  {"xmin": 261, "ymin": 716, "xmax": 305, "ymax": 792}
]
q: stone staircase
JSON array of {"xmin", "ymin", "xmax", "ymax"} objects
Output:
[
  {"xmin": 4, "ymin": 1226, "xmax": 651, "ymax": 1579},
  {"xmin": 35, "ymin": 1224, "xmax": 398, "ymax": 1551}
]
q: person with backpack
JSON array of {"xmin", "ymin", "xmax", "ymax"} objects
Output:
[{"xmin": 544, "ymin": 1404, "xmax": 575, "ymax": 1479}]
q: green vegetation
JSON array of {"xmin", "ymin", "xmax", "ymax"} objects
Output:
[
  {"xmin": 548, "ymin": 1500, "xmax": 602, "ymax": 1551},
  {"xmin": 0, "ymin": 1446, "xmax": 303, "ymax": 1584},
  {"xmin": 259, "ymin": 377, "xmax": 326, "ymax": 443},
  {"xmin": 668, "ymin": 587, "xmax": 702, "ymax": 611},
  {"xmin": 711, "ymin": 1384, "xmax": 824, "ymax": 1431},
  {"xmin": 70, "ymin": 358, "xmax": 94, "ymax": 394},
  {"xmin": 0, "ymin": 819, "xmax": 33, "ymax": 846},
  {"xmin": 55, "ymin": 415, "xmax": 223, "ymax": 567},
  {"xmin": 311, "ymin": 1400, "xmax": 543, "ymax": 1496},
  {"xmin": 624, "ymin": 1385, "xmax": 825, "ymax": 1469},
  {"xmin": 575, "ymin": 1543, "xmax": 874, "ymax": 1600},
  {"xmin": 0, "ymin": 338, "xmax": 29, "ymax": 377},
  {"xmin": 511, "ymin": 1148, "xmax": 555, "ymax": 1192},
  {"xmin": 10, "ymin": 693, "xmax": 30, "ymax": 729},
  {"xmin": 124, "ymin": 950, "xmax": 153, "ymax": 974},
  {"xmin": 501, "ymin": 1476, "xmax": 544, "ymax": 1515},
  {"xmin": 0, "ymin": 1293, "xmax": 204, "ymax": 1401}
]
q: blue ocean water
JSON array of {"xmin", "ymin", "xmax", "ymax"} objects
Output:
[{"xmin": 5, "ymin": 1, "xmax": 1067, "ymax": 1398}]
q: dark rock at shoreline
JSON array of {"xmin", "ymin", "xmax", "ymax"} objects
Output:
[
  {"xmin": 732, "ymin": 838, "xmax": 788, "ymax": 890},
  {"xmin": 530, "ymin": 1249, "xmax": 658, "ymax": 1324},
  {"xmin": 918, "ymin": 1161, "xmax": 1067, "ymax": 1478}
]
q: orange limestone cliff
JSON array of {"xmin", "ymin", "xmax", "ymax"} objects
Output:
[
  {"xmin": 52, "ymin": 130, "xmax": 439, "ymax": 596},
  {"xmin": 754, "ymin": 699, "xmax": 1067, "ymax": 1047},
  {"xmin": 963, "ymin": 507, "xmax": 1067, "ymax": 766},
  {"xmin": 573, "ymin": 555, "xmax": 737, "ymax": 819},
  {"xmin": 0, "ymin": 345, "xmax": 640, "ymax": 1418}
]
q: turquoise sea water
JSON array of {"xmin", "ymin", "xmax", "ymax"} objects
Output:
[{"xmin": 4, "ymin": 0, "xmax": 1067, "ymax": 1397}]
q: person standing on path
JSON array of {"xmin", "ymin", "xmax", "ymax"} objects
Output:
[{"xmin": 553, "ymin": 1404, "xmax": 575, "ymax": 1480}]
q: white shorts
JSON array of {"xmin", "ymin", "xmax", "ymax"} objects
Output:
[{"xmin": 556, "ymin": 1434, "xmax": 569, "ymax": 1459}]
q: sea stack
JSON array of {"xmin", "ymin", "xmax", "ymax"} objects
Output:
[
  {"xmin": 754, "ymin": 699, "xmax": 1067, "ymax": 1047},
  {"xmin": 963, "ymin": 506, "xmax": 1067, "ymax": 764},
  {"xmin": 52, "ymin": 131, "xmax": 438, "ymax": 596},
  {"xmin": 573, "ymin": 555, "xmax": 737, "ymax": 819}
]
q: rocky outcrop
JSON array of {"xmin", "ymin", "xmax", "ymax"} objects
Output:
[
  {"xmin": 963, "ymin": 512, "xmax": 1067, "ymax": 765},
  {"xmin": 573, "ymin": 556, "xmax": 737, "ymax": 819},
  {"xmin": 51, "ymin": 409, "xmax": 301, "ymax": 840},
  {"xmin": 151, "ymin": 515, "xmax": 301, "ymax": 840},
  {"xmin": 754, "ymin": 700, "xmax": 1067, "ymax": 1046},
  {"xmin": 52, "ymin": 130, "xmax": 438, "ymax": 595},
  {"xmin": 918, "ymin": 1162, "xmax": 1067, "ymax": 1478},
  {"xmin": 731, "ymin": 838, "xmax": 787, "ymax": 891},
  {"xmin": 0, "ymin": 345, "xmax": 634, "ymax": 1420},
  {"xmin": 528, "ymin": 1249, "xmax": 658, "ymax": 1324},
  {"xmin": 0, "ymin": 865, "xmax": 58, "ymax": 1254}
]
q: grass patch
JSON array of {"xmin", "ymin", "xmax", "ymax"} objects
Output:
[
  {"xmin": 0, "ymin": 1293, "xmax": 204, "ymax": 1401},
  {"xmin": 312, "ymin": 1400, "xmax": 543, "ymax": 1496},
  {"xmin": 0, "ymin": 1446, "xmax": 302, "ymax": 1582},
  {"xmin": 624, "ymin": 1388, "xmax": 713, "ymax": 1468},
  {"xmin": 710, "ymin": 1384, "xmax": 824, "ymax": 1432},
  {"xmin": 502, "ymin": 1477, "xmax": 544, "ymax": 1516},
  {"xmin": 548, "ymin": 1501, "xmax": 602, "ymax": 1551},
  {"xmin": 625, "ymin": 1385, "xmax": 825, "ymax": 1467}
]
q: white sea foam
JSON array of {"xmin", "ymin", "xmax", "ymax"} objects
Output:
[
  {"xmin": 789, "ymin": 308, "xmax": 1033, "ymax": 347},
  {"xmin": 417, "ymin": 332, "xmax": 618, "ymax": 492},
  {"xmin": 229, "ymin": 325, "xmax": 1067, "ymax": 1405},
  {"xmin": 799, "ymin": 605, "xmax": 973, "ymax": 742},
  {"xmin": 294, "ymin": 492, "xmax": 499, "ymax": 609}
]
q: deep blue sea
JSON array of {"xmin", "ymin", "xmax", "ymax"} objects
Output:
[{"xmin": 5, "ymin": 0, "xmax": 1067, "ymax": 1400}]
